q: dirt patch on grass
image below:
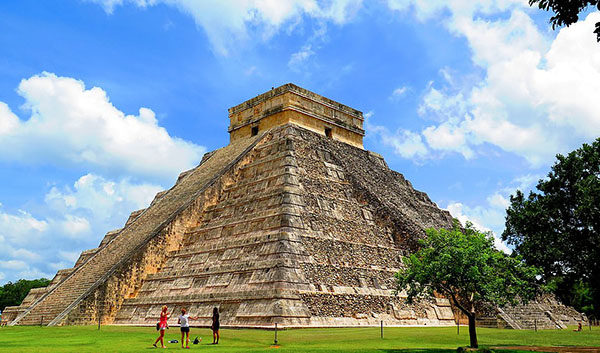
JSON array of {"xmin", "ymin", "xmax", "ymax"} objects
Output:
[{"xmin": 494, "ymin": 346, "xmax": 600, "ymax": 353}]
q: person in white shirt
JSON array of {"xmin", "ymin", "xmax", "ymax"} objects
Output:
[{"xmin": 178, "ymin": 308, "xmax": 199, "ymax": 349}]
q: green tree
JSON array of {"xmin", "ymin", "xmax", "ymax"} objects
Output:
[
  {"xmin": 396, "ymin": 223, "xmax": 538, "ymax": 348},
  {"xmin": 528, "ymin": 0, "xmax": 600, "ymax": 41},
  {"xmin": 503, "ymin": 138, "xmax": 600, "ymax": 318},
  {"xmin": 0, "ymin": 278, "xmax": 50, "ymax": 312}
]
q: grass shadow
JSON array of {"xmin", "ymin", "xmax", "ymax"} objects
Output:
[
  {"xmin": 378, "ymin": 349, "xmax": 456, "ymax": 353},
  {"xmin": 378, "ymin": 349, "xmax": 536, "ymax": 353}
]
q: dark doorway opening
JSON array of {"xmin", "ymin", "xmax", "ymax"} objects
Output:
[
  {"xmin": 325, "ymin": 127, "xmax": 332, "ymax": 138},
  {"xmin": 251, "ymin": 126, "xmax": 259, "ymax": 136}
]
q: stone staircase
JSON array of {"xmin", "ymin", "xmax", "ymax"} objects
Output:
[
  {"xmin": 113, "ymin": 131, "xmax": 315, "ymax": 327},
  {"xmin": 9, "ymin": 134, "xmax": 261, "ymax": 326},
  {"xmin": 477, "ymin": 294, "xmax": 588, "ymax": 330},
  {"xmin": 500, "ymin": 303, "xmax": 564, "ymax": 329}
]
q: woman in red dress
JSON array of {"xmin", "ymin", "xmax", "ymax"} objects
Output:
[{"xmin": 153, "ymin": 305, "xmax": 170, "ymax": 348}]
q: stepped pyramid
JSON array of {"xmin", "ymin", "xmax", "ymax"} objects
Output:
[{"xmin": 3, "ymin": 84, "xmax": 584, "ymax": 329}]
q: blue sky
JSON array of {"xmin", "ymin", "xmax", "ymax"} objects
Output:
[{"xmin": 1, "ymin": 0, "xmax": 599, "ymax": 284}]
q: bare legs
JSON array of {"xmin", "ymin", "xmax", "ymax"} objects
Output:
[
  {"xmin": 154, "ymin": 329, "xmax": 165, "ymax": 348},
  {"xmin": 212, "ymin": 329, "xmax": 219, "ymax": 344},
  {"xmin": 181, "ymin": 331, "xmax": 189, "ymax": 348}
]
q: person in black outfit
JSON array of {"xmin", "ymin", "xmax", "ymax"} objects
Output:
[{"xmin": 211, "ymin": 307, "xmax": 220, "ymax": 344}]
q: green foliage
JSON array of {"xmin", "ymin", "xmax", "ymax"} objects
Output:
[
  {"xmin": 0, "ymin": 278, "xmax": 50, "ymax": 311},
  {"xmin": 503, "ymin": 138, "xmax": 600, "ymax": 318},
  {"xmin": 528, "ymin": 0, "xmax": 600, "ymax": 41},
  {"xmin": 396, "ymin": 223, "xmax": 539, "ymax": 310},
  {"xmin": 572, "ymin": 280, "xmax": 595, "ymax": 314},
  {"xmin": 396, "ymin": 223, "xmax": 539, "ymax": 348}
]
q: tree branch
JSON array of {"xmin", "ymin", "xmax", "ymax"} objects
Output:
[{"xmin": 440, "ymin": 283, "xmax": 473, "ymax": 318}]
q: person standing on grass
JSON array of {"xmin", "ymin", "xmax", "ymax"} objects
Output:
[
  {"xmin": 178, "ymin": 307, "xmax": 198, "ymax": 349},
  {"xmin": 153, "ymin": 305, "xmax": 170, "ymax": 348},
  {"xmin": 211, "ymin": 307, "xmax": 220, "ymax": 344}
]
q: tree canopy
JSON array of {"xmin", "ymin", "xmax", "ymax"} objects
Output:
[
  {"xmin": 528, "ymin": 0, "xmax": 600, "ymax": 41},
  {"xmin": 503, "ymin": 138, "xmax": 600, "ymax": 318},
  {"xmin": 0, "ymin": 278, "xmax": 50, "ymax": 312},
  {"xmin": 396, "ymin": 223, "xmax": 538, "ymax": 348}
]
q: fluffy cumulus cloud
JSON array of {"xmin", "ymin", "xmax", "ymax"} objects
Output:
[
  {"xmin": 0, "ymin": 72, "xmax": 203, "ymax": 284},
  {"xmin": 0, "ymin": 174, "xmax": 162, "ymax": 283},
  {"xmin": 44, "ymin": 173, "xmax": 161, "ymax": 226},
  {"xmin": 383, "ymin": 0, "xmax": 600, "ymax": 243},
  {"xmin": 0, "ymin": 72, "xmax": 204, "ymax": 181},
  {"xmin": 89, "ymin": 0, "xmax": 362, "ymax": 55},
  {"xmin": 387, "ymin": 1, "xmax": 600, "ymax": 167}
]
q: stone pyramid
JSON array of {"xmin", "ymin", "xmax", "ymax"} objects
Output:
[{"xmin": 5, "ymin": 84, "xmax": 583, "ymax": 329}]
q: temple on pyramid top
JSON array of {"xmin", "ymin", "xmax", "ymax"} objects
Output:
[{"xmin": 228, "ymin": 83, "xmax": 365, "ymax": 148}]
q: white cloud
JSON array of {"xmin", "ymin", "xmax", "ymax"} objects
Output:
[
  {"xmin": 0, "ymin": 260, "xmax": 29, "ymax": 271},
  {"xmin": 446, "ymin": 201, "xmax": 511, "ymax": 253},
  {"xmin": 288, "ymin": 44, "xmax": 315, "ymax": 70},
  {"xmin": 384, "ymin": 129, "xmax": 429, "ymax": 159},
  {"xmin": 443, "ymin": 172, "xmax": 544, "ymax": 254},
  {"xmin": 0, "ymin": 173, "xmax": 162, "ymax": 283},
  {"xmin": 48, "ymin": 261, "xmax": 73, "ymax": 272},
  {"xmin": 422, "ymin": 122, "xmax": 474, "ymax": 159},
  {"xmin": 11, "ymin": 249, "xmax": 42, "ymax": 262},
  {"xmin": 0, "ymin": 209, "xmax": 48, "ymax": 245},
  {"xmin": 390, "ymin": 86, "xmax": 409, "ymax": 100},
  {"xmin": 15, "ymin": 268, "xmax": 54, "ymax": 280},
  {"xmin": 387, "ymin": 0, "xmax": 526, "ymax": 24},
  {"xmin": 244, "ymin": 66, "xmax": 259, "ymax": 76},
  {"xmin": 91, "ymin": 0, "xmax": 362, "ymax": 56},
  {"xmin": 418, "ymin": 86, "xmax": 467, "ymax": 121},
  {"xmin": 60, "ymin": 215, "xmax": 92, "ymax": 238},
  {"xmin": 0, "ymin": 72, "xmax": 196, "ymax": 284},
  {"xmin": 487, "ymin": 192, "xmax": 510, "ymax": 209},
  {"xmin": 0, "ymin": 102, "xmax": 19, "ymax": 134},
  {"xmin": 287, "ymin": 21, "xmax": 330, "ymax": 72},
  {"xmin": 388, "ymin": 3, "xmax": 600, "ymax": 167},
  {"xmin": 59, "ymin": 250, "xmax": 81, "ymax": 264},
  {"xmin": 366, "ymin": 112, "xmax": 429, "ymax": 159},
  {"xmin": 0, "ymin": 72, "xmax": 205, "ymax": 181},
  {"xmin": 511, "ymin": 174, "xmax": 540, "ymax": 191},
  {"xmin": 45, "ymin": 173, "xmax": 162, "ymax": 225}
]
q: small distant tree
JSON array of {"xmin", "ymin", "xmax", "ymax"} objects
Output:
[
  {"xmin": 0, "ymin": 278, "xmax": 50, "ymax": 311},
  {"xmin": 528, "ymin": 0, "xmax": 600, "ymax": 41},
  {"xmin": 396, "ymin": 223, "xmax": 539, "ymax": 348}
]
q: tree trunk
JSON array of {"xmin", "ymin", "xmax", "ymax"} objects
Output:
[
  {"xmin": 447, "ymin": 292, "xmax": 478, "ymax": 349},
  {"xmin": 467, "ymin": 314, "xmax": 478, "ymax": 348}
]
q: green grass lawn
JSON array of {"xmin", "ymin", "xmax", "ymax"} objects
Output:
[{"xmin": 0, "ymin": 325, "xmax": 598, "ymax": 353}]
